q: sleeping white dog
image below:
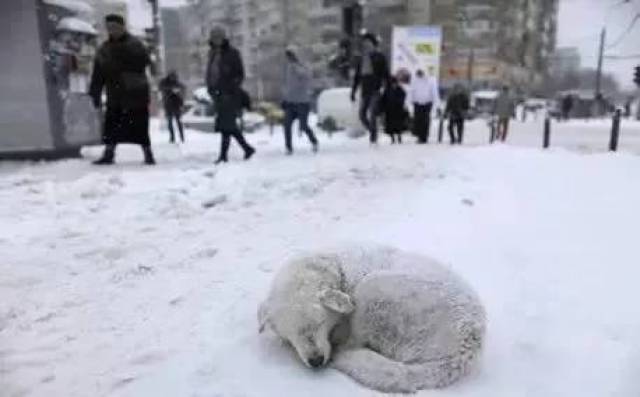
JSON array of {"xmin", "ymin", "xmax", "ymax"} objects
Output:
[{"xmin": 258, "ymin": 245, "xmax": 486, "ymax": 393}]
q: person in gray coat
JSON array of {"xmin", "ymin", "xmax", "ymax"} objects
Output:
[
  {"xmin": 282, "ymin": 45, "xmax": 318, "ymax": 155},
  {"xmin": 494, "ymin": 85, "xmax": 516, "ymax": 142}
]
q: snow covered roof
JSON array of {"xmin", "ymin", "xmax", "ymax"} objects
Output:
[
  {"xmin": 56, "ymin": 17, "xmax": 97, "ymax": 36},
  {"xmin": 44, "ymin": 0, "xmax": 94, "ymax": 16}
]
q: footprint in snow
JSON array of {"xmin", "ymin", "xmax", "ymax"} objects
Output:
[{"xmin": 202, "ymin": 195, "xmax": 227, "ymax": 209}]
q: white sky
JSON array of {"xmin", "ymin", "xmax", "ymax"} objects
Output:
[{"xmin": 125, "ymin": 0, "xmax": 640, "ymax": 89}]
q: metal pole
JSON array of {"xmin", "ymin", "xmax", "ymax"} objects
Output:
[
  {"xmin": 595, "ymin": 27, "xmax": 606, "ymax": 97},
  {"xmin": 490, "ymin": 117, "xmax": 496, "ymax": 143},
  {"xmin": 609, "ymin": 108, "xmax": 621, "ymax": 151},
  {"xmin": 543, "ymin": 115, "xmax": 551, "ymax": 149}
]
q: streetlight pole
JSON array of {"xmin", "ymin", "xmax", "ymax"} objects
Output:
[{"xmin": 595, "ymin": 27, "xmax": 606, "ymax": 97}]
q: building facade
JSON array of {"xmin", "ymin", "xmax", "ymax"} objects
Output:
[
  {"xmin": 549, "ymin": 47, "xmax": 582, "ymax": 76},
  {"xmin": 178, "ymin": 0, "xmax": 558, "ymax": 100},
  {"xmin": 432, "ymin": 0, "xmax": 559, "ymax": 93}
]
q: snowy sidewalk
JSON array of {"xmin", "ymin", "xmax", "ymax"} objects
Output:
[{"xmin": 1, "ymin": 123, "xmax": 640, "ymax": 396}]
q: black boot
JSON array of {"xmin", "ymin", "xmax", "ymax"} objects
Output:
[
  {"xmin": 93, "ymin": 145, "xmax": 115, "ymax": 165},
  {"xmin": 142, "ymin": 146, "xmax": 156, "ymax": 165},
  {"xmin": 244, "ymin": 146, "xmax": 256, "ymax": 160}
]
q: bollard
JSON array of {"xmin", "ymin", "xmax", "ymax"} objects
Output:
[
  {"xmin": 438, "ymin": 116, "xmax": 444, "ymax": 143},
  {"xmin": 489, "ymin": 117, "xmax": 496, "ymax": 143},
  {"xmin": 609, "ymin": 109, "xmax": 621, "ymax": 152},
  {"xmin": 543, "ymin": 116, "xmax": 551, "ymax": 149}
]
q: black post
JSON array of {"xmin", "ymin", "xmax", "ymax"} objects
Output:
[
  {"xmin": 438, "ymin": 116, "xmax": 444, "ymax": 143},
  {"xmin": 489, "ymin": 117, "xmax": 496, "ymax": 143},
  {"xmin": 543, "ymin": 116, "xmax": 551, "ymax": 149},
  {"xmin": 609, "ymin": 109, "xmax": 621, "ymax": 151}
]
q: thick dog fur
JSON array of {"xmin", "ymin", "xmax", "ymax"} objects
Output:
[{"xmin": 258, "ymin": 245, "xmax": 486, "ymax": 393}]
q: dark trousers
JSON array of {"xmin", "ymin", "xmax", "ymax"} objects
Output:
[
  {"xmin": 413, "ymin": 103, "xmax": 433, "ymax": 143},
  {"xmin": 283, "ymin": 102, "xmax": 318, "ymax": 152},
  {"xmin": 497, "ymin": 117, "xmax": 510, "ymax": 141},
  {"xmin": 166, "ymin": 110, "xmax": 184, "ymax": 142},
  {"xmin": 448, "ymin": 117, "xmax": 464, "ymax": 144},
  {"xmin": 218, "ymin": 128, "xmax": 253, "ymax": 160},
  {"xmin": 359, "ymin": 91, "xmax": 381, "ymax": 143}
]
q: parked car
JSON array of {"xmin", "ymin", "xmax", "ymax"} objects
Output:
[
  {"xmin": 316, "ymin": 87, "xmax": 360, "ymax": 131},
  {"xmin": 469, "ymin": 90, "xmax": 499, "ymax": 119},
  {"xmin": 181, "ymin": 100, "xmax": 265, "ymax": 133}
]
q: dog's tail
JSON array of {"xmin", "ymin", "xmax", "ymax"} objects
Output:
[{"xmin": 331, "ymin": 329, "xmax": 483, "ymax": 393}]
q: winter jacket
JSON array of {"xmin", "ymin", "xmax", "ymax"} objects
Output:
[
  {"xmin": 351, "ymin": 51, "xmax": 390, "ymax": 99},
  {"xmin": 494, "ymin": 92, "xmax": 516, "ymax": 119},
  {"xmin": 89, "ymin": 32, "xmax": 151, "ymax": 109},
  {"xmin": 445, "ymin": 92, "xmax": 470, "ymax": 120},
  {"xmin": 205, "ymin": 40, "xmax": 245, "ymax": 97},
  {"xmin": 159, "ymin": 75, "xmax": 185, "ymax": 113},
  {"xmin": 410, "ymin": 75, "xmax": 440, "ymax": 105},
  {"xmin": 381, "ymin": 84, "xmax": 409, "ymax": 134},
  {"xmin": 205, "ymin": 40, "xmax": 245, "ymax": 132},
  {"xmin": 283, "ymin": 60, "xmax": 312, "ymax": 104}
]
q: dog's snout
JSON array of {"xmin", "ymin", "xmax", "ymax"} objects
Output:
[{"xmin": 307, "ymin": 355, "xmax": 325, "ymax": 368}]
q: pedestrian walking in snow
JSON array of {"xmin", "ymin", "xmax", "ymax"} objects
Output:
[
  {"xmin": 561, "ymin": 94, "xmax": 573, "ymax": 121},
  {"xmin": 494, "ymin": 85, "xmax": 516, "ymax": 142},
  {"xmin": 380, "ymin": 77, "xmax": 409, "ymax": 144},
  {"xmin": 410, "ymin": 69, "xmax": 439, "ymax": 144},
  {"xmin": 159, "ymin": 70, "xmax": 186, "ymax": 143},
  {"xmin": 206, "ymin": 27, "xmax": 255, "ymax": 164},
  {"xmin": 351, "ymin": 33, "xmax": 390, "ymax": 145},
  {"xmin": 281, "ymin": 46, "xmax": 318, "ymax": 155},
  {"xmin": 444, "ymin": 84, "xmax": 469, "ymax": 145},
  {"xmin": 89, "ymin": 14, "xmax": 155, "ymax": 165}
]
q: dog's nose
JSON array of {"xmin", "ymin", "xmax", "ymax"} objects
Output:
[{"xmin": 308, "ymin": 355, "xmax": 325, "ymax": 368}]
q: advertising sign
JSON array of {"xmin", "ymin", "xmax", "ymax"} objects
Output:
[{"xmin": 391, "ymin": 26, "xmax": 442, "ymax": 82}]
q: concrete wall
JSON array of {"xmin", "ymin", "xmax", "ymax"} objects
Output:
[{"xmin": 0, "ymin": 0, "xmax": 54, "ymax": 151}]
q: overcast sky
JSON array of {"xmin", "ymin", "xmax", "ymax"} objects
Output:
[{"xmin": 125, "ymin": 0, "xmax": 640, "ymax": 89}]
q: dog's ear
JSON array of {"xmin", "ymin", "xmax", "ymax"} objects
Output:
[
  {"xmin": 319, "ymin": 288, "xmax": 355, "ymax": 314},
  {"xmin": 258, "ymin": 302, "xmax": 270, "ymax": 333}
]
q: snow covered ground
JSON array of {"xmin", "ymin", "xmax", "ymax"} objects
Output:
[{"xmin": 2, "ymin": 118, "xmax": 640, "ymax": 396}]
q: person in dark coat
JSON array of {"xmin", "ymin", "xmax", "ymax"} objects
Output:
[
  {"xmin": 89, "ymin": 14, "xmax": 155, "ymax": 165},
  {"xmin": 444, "ymin": 84, "xmax": 470, "ymax": 145},
  {"xmin": 206, "ymin": 27, "xmax": 255, "ymax": 164},
  {"xmin": 380, "ymin": 77, "xmax": 408, "ymax": 144},
  {"xmin": 159, "ymin": 70, "xmax": 186, "ymax": 143},
  {"xmin": 561, "ymin": 94, "xmax": 573, "ymax": 121},
  {"xmin": 350, "ymin": 32, "xmax": 390, "ymax": 145}
]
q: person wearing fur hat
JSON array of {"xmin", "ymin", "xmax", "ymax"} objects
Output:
[
  {"xmin": 282, "ymin": 45, "xmax": 318, "ymax": 155},
  {"xmin": 89, "ymin": 14, "xmax": 155, "ymax": 165}
]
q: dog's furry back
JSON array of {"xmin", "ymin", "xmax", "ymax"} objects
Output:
[{"xmin": 326, "ymin": 245, "xmax": 485, "ymax": 393}]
